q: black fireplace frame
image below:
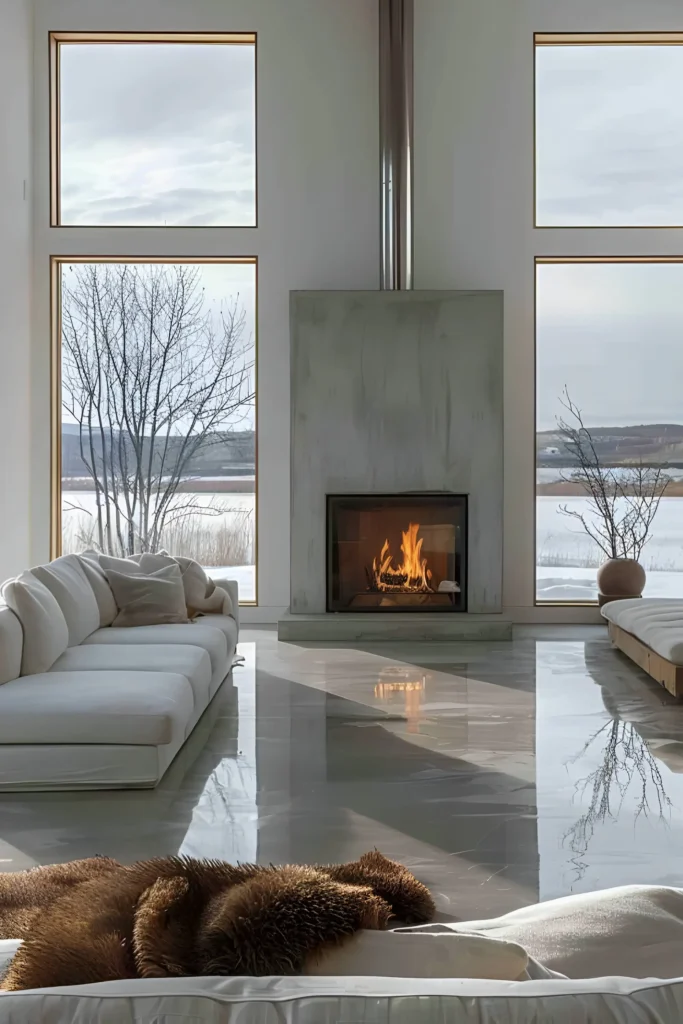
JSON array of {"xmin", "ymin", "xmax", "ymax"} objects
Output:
[{"xmin": 326, "ymin": 492, "xmax": 468, "ymax": 613}]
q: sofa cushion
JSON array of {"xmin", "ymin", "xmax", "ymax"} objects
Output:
[
  {"xmin": 51, "ymin": 644, "xmax": 213, "ymax": 711},
  {"xmin": 1, "ymin": 572, "xmax": 69, "ymax": 675},
  {"xmin": 192, "ymin": 613, "xmax": 237, "ymax": 659},
  {"xmin": 602, "ymin": 598, "xmax": 683, "ymax": 664},
  {"xmin": 78, "ymin": 554, "xmax": 117, "ymax": 627},
  {"xmin": 0, "ymin": 606, "xmax": 23, "ymax": 685},
  {"xmin": 212, "ymin": 578, "xmax": 239, "ymax": 632},
  {"xmin": 0, "ymin": 671, "xmax": 194, "ymax": 745},
  {"xmin": 82, "ymin": 623, "xmax": 230, "ymax": 688},
  {"xmin": 31, "ymin": 555, "xmax": 100, "ymax": 646}
]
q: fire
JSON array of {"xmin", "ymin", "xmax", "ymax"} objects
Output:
[{"xmin": 367, "ymin": 522, "xmax": 434, "ymax": 593}]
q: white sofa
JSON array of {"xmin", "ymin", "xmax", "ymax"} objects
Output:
[{"xmin": 0, "ymin": 554, "xmax": 239, "ymax": 792}]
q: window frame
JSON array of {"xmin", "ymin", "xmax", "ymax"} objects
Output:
[
  {"xmin": 49, "ymin": 30, "xmax": 258, "ymax": 228},
  {"xmin": 50, "ymin": 254, "xmax": 259, "ymax": 606}
]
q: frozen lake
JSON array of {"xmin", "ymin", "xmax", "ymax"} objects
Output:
[{"xmin": 537, "ymin": 495, "xmax": 683, "ymax": 601}]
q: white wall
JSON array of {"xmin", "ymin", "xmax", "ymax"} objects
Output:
[
  {"xmin": 29, "ymin": 0, "xmax": 379, "ymax": 620},
  {"xmin": 0, "ymin": 0, "xmax": 32, "ymax": 581},
  {"xmin": 414, "ymin": 0, "xmax": 683, "ymax": 622}
]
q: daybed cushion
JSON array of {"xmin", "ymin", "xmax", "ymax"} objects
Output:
[
  {"xmin": 31, "ymin": 555, "xmax": 100, "ymax": 646},
  {"xmin": 82, "ymin": 623, "xmax": 230, "ymax": 689},
  {"xmin": 1, "ymin": 572, "xmax": 69, "ymax": 675},
  {"xmin": 51, "ymin": 644, "xmax": 213, "ymax": 712},
  {"xmin": 0, "ymin": 671, "xmax": 194, "ymax": 746},
  {"xmin": 602, "ymin": 598, "xmax": 683, "ymax": 664},
  {"xmin": 0, "ymin": 606, "xmax": 23, "ymax": 685}
]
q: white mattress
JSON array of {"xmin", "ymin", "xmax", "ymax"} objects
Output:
[
  {"xmin": 1, "ymin": 973, "xmax": 683, "ymax": 1023},
  {"xmin": 602, "ymin": 599, "xmax": 683, "ymax": 664}
]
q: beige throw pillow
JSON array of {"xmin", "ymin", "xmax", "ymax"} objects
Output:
[{"xmin": 105, "ymin": 563, "xmax": 189, "ymax": 628}]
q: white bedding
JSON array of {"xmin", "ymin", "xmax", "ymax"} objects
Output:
[
  {"xmin": 602, "ymin": 598, "xmax": 683, "ymax": 664},
  {"xmin": 1, "ymin": 973, "xmax": 683, "ymax": 1023},
  {"xmin": 5, "ymin": 885, "xmax": 683, "ymax": 1022}
]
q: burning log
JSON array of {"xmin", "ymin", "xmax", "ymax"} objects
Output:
[{"xmin": 367, "ymin": 522, "xmax": 435, "ymax": 594}]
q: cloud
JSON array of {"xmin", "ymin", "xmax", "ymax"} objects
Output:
[
  {"xmin": 59, "ymin": 41, "xmax": 255, "ymax": 225},
  {"xmin": 536, "ymin": 44, "xmax": 683, "ymax": 225}
]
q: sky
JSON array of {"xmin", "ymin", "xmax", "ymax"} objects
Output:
[
  {"xmin": 60, "ymin": 42, "xmax": 255, "ymax": 226},
  {"xmin": 536, "ymin": 44, "xmax": 683, "ymax": 431}
]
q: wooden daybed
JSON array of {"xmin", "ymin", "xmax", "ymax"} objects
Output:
[{"xmin": 601, "ymin": 599, "xmax": 683, "ymax": 698}]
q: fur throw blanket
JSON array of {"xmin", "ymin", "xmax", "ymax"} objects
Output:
[{"xmin": 0, "ymin": 851, "xmax": 434, "ymax": 991}]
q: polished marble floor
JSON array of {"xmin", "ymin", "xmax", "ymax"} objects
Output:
[{"xmin": 2, "ymin": 628, "xmax": 683, "ymax": 922}]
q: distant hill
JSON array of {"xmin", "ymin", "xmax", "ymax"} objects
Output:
[
  {"xmin": 537, "ymin": 423, "xmax": 683, "ymax": 467},
  {"xmin": 61, "ymin": 427, "xmax": 255, "ymax": 479}
]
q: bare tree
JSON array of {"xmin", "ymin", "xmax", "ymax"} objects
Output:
[
  {"xmin": 556, "ymin": 389, "xmax": 669, "ymax": 561},
  {"xmin": 61, "ymin": 263, "xmax": 254, "ymax": 556}
]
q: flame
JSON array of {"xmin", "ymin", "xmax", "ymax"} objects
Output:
[{"xmin": 368, "ymin": 522, "xmax": 434, "ymax": 593}]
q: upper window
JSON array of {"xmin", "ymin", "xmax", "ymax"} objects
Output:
[
  {"xmin": 535, "ymin": 33, "xmax": 683, "ymax": 227},
  {"xmin": 51, "ymin": 32, "xmax": 256, "ymax": 226}
]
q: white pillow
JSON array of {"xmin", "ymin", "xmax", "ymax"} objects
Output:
[
  {"xmin": 31, "ymin": 555, "xmax": 100, "ymax": 646},
  {"xmin": 430, "ymin": 884, "xmax": 683, "ymax": 981},
  {"xmin": 78, "ymin": 554, "xmax": 118, "ymax": 627},
  {"xmin": 0, "ymin": 606, "xmax": 23, "ymax": 684},
  {"xmin": 99, "ymin": 553, "xmax": 146, "ymax": 576},
  {"xmin": 1, "ymin": 572, "xmax": 69, "ymax": 675},
  {"xmin": 304, "ymin": 928, "xmax": 530, "ymax": 980},
  {"xmin": 105, "ymin": 563, "xmax": 189, "ymax": 627},
  {"xmin": 138, "ymin": 553, "xmax": 231, "ymax": 616}
]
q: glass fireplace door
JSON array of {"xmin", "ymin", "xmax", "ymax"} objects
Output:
[{"xmin": 327, "ymin": 493, "xmax": 467, "ymax": 612}]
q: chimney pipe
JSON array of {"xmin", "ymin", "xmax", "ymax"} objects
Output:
[{"xmin": 379, "ymin": 0, "xmax": 414, "ymax": 290}]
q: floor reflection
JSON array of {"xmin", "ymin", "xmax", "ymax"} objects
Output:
[
  {"xmin": 5, "ymin": 629, "xmax": 683, "ymax": 921},
  {"xmin": 537, "ymin": 641, "xmax": 683, "ymax": 901}
]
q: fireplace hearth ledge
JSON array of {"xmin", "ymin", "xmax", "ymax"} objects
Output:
[{"xmin": 277, "ymin": 613, "xmax": 512, "ymax": 643}]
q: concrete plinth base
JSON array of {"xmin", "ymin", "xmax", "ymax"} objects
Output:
[{"xmin": 277, "ymin": 613, "xmax": 513, "ymax": 643}]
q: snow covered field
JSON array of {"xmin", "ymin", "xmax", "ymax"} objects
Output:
[{"xmin": 537, "ymin": 495, "xmax": 683, "ymax": 601}]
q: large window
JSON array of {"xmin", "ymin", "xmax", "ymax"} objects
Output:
[
  {"xmin": 53, "ymin": 258, "xmax": 256, "ymax": 600},
  {"xmin": 49, "ymin": 30, "xmax": 258, "ymax": 603},
  {"xmin": 536, "ymin": 258, "xmax": 683, "ymax": 603},
  {"xmin": 51, "ymin": 32, "xmax": 256, "ymax": 226}
]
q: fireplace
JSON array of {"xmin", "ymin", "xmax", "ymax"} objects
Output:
[{"xmin": 327, "ymin": 494, "xmax": 467, "ymax": 613}]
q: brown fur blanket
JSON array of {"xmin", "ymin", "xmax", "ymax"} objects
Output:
[{"xmin": 0, "ymin": 851, "xmax": 434, "ymax": 990}]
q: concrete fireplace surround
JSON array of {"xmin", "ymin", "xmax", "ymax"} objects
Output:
[{"xmin": 280, "ymin": 290, "xmax": 509, "ymax": 641}]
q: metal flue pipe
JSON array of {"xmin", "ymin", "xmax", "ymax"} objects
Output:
[{"xmin": 379, "ymin": 0, "xmax": 414, "ymax": 290}]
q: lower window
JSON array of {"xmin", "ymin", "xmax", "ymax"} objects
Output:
[
  {"xmin": 53, "ymin": 257, "xmax": 257, "ymax": 602},
  {"xmin": 536, "ymin": 258, "xmax": 683, "ymax": 604}
]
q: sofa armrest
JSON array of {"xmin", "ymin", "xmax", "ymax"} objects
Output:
[{"xmin": 212, "ymin": 578, "xmax": 239, "ymax": 633}]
